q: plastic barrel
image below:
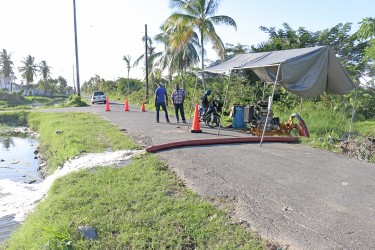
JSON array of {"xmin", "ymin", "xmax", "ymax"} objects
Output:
[{"xmin": 232, "ymin": 106, "xmax": 247, "ymax": 129}]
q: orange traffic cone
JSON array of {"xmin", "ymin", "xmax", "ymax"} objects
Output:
[
  {"xmin": 191, "ymin": 103, "xmax": 202, "ymax": 133},
  {"xmin": 124, "ymin": 98, "xmax": 129, "ymax": 111},
  {"xmin": 141, "ymin": 101, "xmax": 146, "ymax": 112},
  {"xmin": 105, "ymin": 98, "xmax": 110, "ymax": 111}
]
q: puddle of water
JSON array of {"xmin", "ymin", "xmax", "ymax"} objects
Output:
[{"xmin": 0, "ymin": 148, "xmax": 143, "ymax": 243}]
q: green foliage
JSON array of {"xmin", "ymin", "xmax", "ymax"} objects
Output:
[
  {"xmin": 352, "ymin": 120, "xmax": 375, "ymax": 137},
  {"xmin": 274, "ymin": 101, "xmax": 350, "ymax": 137},
  {"xmin": 116, "ymin": 77, "xmax": 142, "ymax": 94},
  {"xmin": 357, "ymin": 17, "xmax": 375, "ymax": 61},
  {"xmin": 349, "ymin": 87, "xmax": 375, "ymax": 119},
  {"xmin": 0, "ymin": 49, "xmax": 14, "ymax": 79},
  {"xmin": 0, "ymin": 111, "xmax": 29, "ymax": 126},
  {"xmin": 63, "ymin": 95, "xmax": 89, "ymax": 107}
]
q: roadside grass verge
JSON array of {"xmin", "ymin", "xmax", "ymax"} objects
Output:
[
  {"xmin": 61, "ymin": 95, "xmax": 90, "ymax": 107},
  {"xmin": 27, "ymin": 112, "xmax": 139, "ymax": 174},
  {"xmin": 0, "ymin": 92, "xmax": 88, "ymax": 110},
  {"xmin": 4, "ymin": 154, "xmax": 264, "ymax": 249},
  {"xmin": 2, "ymin": 111, "xmax": 266, "ymax": 249}
]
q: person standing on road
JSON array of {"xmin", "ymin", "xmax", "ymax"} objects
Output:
[
  {"xmin": 171, "ymin": 83, "xmax": 186, "ymax": 123},
  {"xmin": 155, "ymin": 82, "xmax": 170, "ymax": 123}
]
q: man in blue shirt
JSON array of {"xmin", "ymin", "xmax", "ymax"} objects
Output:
[{"xmin": 155, "ymin": 83, "xmax": 170, "ymax": 123}]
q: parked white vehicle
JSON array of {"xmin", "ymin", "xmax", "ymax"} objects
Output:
[{"xmin": 90, "ymin": 91, "xmax": 106, "ymax": 104}]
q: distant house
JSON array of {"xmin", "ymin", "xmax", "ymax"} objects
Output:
[{"xmin": 0, "ymin": 74, "xmax": 18, "ymax": 92}]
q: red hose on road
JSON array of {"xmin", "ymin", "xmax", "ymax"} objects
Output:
[{"xmin": 146, "ymin": 136, "xmax": 299, "ymax": 153}]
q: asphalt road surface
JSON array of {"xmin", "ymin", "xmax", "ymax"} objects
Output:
[{"xmin": 46, "ymin": 101, "xmax": 375, "ymax": 249}]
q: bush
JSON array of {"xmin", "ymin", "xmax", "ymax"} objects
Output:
[
  {"xmin": 0, "ymin": 111, "xmax": 29, "ymax": 126},
  {"xmin": 63, "ymin": 95, "xmax": 89, "ymax": 107}
]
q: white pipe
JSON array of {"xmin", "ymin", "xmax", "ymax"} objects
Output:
[
  {"xmin": 348, "ymin": 81, "xmax": 359, "ymax": 140},
  {"xmin": 260, "ymin": 64, "xmax": 281, "ymax": 147},
  {"xmin": 217, "ymin": 70, "xmax": 232, "ymax": 136}
]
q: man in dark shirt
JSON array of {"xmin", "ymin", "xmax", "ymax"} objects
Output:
[
  {"xmin": 155, "ymin": 83, "xmax": 170, "ymax": 123},
  {"xmin": 171, "ymin": 83, "xmax": 186, "ymax": 123}
]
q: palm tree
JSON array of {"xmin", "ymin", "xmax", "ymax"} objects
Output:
[
  {"xmin": 39, "ymin": 60, "xmax": 52, "ymax": 95},
  {"xmin": 155, "ymin": 24, "xmax": 200, "ymax": 89},
  {"xmin": 122, "ymin": 55, "xmax": 132, "ymax": 94},
  {"xmin": 18, "ymin": 55, "xmax": 38, "ymax": 95},
  {"xmin": 134, "ymin": 37, "xmax": 163, "ymax": 93},
  {"xmin": 122, "ymin": 55, "xmax": 132, "ymax": 79},
  {"xmin": 166, "ymin": 0, "xmax": 237, "ymax": 90},
  {"xmin": 0, "ymin": 49, "xmax": 14, "ymax": 91}
]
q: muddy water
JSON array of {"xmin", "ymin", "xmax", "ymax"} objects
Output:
[{"xmin": 0, "ymin": 136, "xmax": 41, "ymax": 242}]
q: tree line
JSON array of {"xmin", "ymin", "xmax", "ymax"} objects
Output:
[
  {"xmin": 2, "ymin": 0, "xmax": 374, "ymax": 121},
  {"xmin": 0, "ymin": 51, "xmax": 72, "ymax": 96},
  {"xmin": 83, "ymin": 1, "xmax": 374, "ymax": 121}
]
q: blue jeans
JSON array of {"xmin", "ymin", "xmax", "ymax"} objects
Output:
[
  {"xmin": 155, "ymin": 102, "xmax": 169, "ymax": 122},
  {"xmin": 174, "ymin": 103, "xmax": 186, "ymax": 122}
]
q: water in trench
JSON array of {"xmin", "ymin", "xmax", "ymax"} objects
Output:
[
  {"xmin": 0, "ymin": 136, "xmax": 40, "ymax": 242},
  {"xmin": 0, "ymin": 135, "xmax": 143, "ymax": 243}
]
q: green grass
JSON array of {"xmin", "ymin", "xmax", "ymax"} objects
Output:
[
  {"xmin": 352, "ymin": 120, "xmax": 375, "ymax": 137},
  {"xmin": 270, "ymin": 102, "xmax": 375, "ymax": 160},
  {"xmin": 274, "ymin": 101, "xmax": 350, "ymax": 137},
  {"xmin": 3, "ymin": 154, "xmax": 263, "ymax": 249},
  {"xmin": 27, "ymin": 112, "xmax": 139, "ymax": 174},
  {"xmin": 62, "ymin": 95, "xmax": 90, "ymax": 107},
  {"xmin": 2, "ymin": 112, "xmax": 266, "ymax": 249}
]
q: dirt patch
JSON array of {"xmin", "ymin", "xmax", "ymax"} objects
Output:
[{"xmin": 340, "ymin": 138, "xmax": 375, "ymax": 162}]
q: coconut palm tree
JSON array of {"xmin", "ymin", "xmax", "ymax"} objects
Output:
[
  {"xmin": 0, "ymin": 49, "xmax": 14, "ymax": 91},
  {"xmin": 122, "ymin": 55, "xmax": 132, "ymax": 94},
  {"xmin": 134, "ymin": 37, "xmax": 163, "ymax": 93},
  {"xmin": 39, "ymin": 60, "xmax": 52, "ymax": 95},
  {"xmin": 18, "ymin": 55, "xmax": 38, "ymax": 95},
  {"xmin": 166, "ymin": 0, "xmax": 237, "ymax": 90},
  {"xmin": 122, "ymin": 55, "xmax": 132, "ymax": 79},
  {"xmin": 155, "ymin": 24, "xmax": 200, "ymax": 89}
]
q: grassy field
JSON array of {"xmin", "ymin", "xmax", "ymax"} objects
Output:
[{"xmin": 1, "ymin": 112, "xmax": 266, "ymax": 250}]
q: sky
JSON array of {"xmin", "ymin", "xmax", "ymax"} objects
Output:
[{"xmin": 1, "ymin": 0, "xmax": 374, "ymax": 87}]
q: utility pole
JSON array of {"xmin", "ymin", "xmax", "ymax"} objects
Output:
[
  {"xmin": 72, "ymin": 65, "xmax": 76, "ymax": 94},
  {"xmin": 73, "ymin": 0, "xmax": 81, "ymax": 96},
  {"xmin": 145, "ymin": 24, "xmax": 149, "ymax": 99}
]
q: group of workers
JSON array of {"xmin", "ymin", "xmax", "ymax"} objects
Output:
[{"xmin": 154, "ymin": 82, "xmax": 212, "ymax": 123}]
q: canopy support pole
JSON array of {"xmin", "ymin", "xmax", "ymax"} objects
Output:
[
  {"xmin": 262, "ymin": 81, "xmax": 266, "ymax": 101},
  {"xmin": 188, "ymin": 75, "xmax": 199, "ymax": 130},
  {"xmin": 299, "ymin": 97, "xmax": 303, "ymax": 116},
  {"xmin": 217, "ymin": 70, "xmax": 232, "ymax": 136},
  {"xmin": 348, "ymin": 81, "xmax": 359, "ymax": 140},
  {"xmin": 260, "ymin": 64, "xmax": 281, "ymax": 147}
]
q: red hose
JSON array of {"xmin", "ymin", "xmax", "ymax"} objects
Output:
[{"xmin": 146, "ymin": 136, "xmax": 299, "ymax": 153}]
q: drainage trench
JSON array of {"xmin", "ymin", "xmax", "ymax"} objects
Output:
[{"xmin": 0, "ymin": 135, "xmax": 142, "ymax": 243}]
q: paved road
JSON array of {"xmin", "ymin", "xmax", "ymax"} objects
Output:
[{"xmin": 47, "ymin": 101, "xmax": 375, "ymax": 249}]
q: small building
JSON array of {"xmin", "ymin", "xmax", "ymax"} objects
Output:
[{"xmin": 0, "ymin": 74, "xmax": 18, "ymax": 92}]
